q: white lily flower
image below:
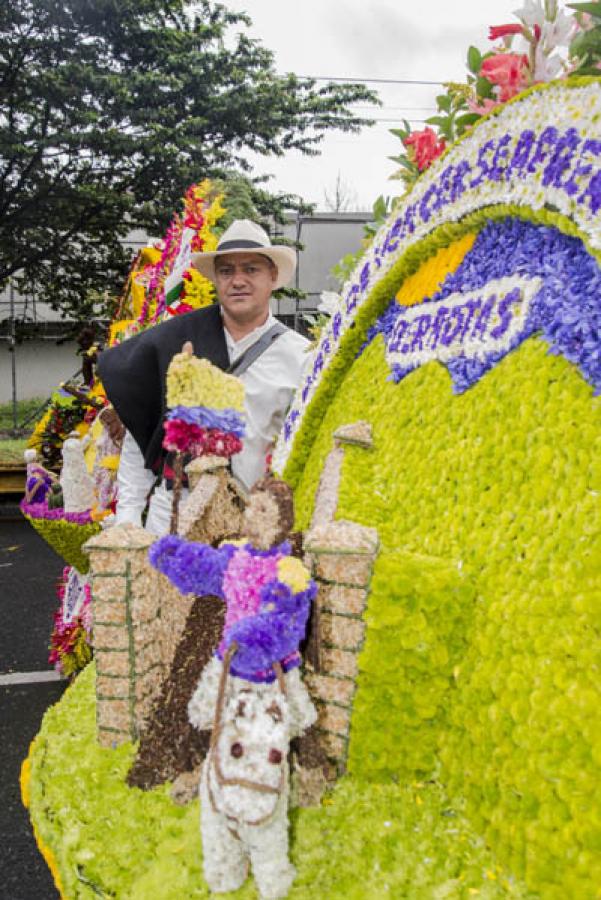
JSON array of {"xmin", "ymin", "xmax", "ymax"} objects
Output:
[
  {"xmin": 533, "ymin": 43, "xmax": 563, "ymax": 81},
  {"xmin": 514, "ymin": 0, "xmax": 546, "ymax": 28},
  {"xmin": 540, "ymin": 13, "xmax": 573, "ymax": 51}
]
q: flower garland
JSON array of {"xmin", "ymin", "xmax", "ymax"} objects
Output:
[
  {"xmin": 136, "ymin": 181, "xmax": 224, "ymax": 326},
  {"xmin": 366, "ymin": 218, "xmax": 601, "ymax": 395},
  {"xmin": 273, "ymin": 78, "xmax": 601, "ymax": 479}
]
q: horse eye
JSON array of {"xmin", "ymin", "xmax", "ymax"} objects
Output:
[
  {"xmin": 236, "ymin": 701, "xmax": 246, "ymax": 717},
  {"xmin": 230, "ymin": 742, "xmax": 244, "ymax": 758},
  {"xmin": 266, "ymin": 702, "xmax": 282, "ymax": 722}
]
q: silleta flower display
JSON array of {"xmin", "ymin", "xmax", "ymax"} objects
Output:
[
  {"xmin": 274, "ymin": 79, "xmax": 601, "ymax": 476},
  {"xmin": 163, "ymin": 353, "xmax": 245, "ymax": 457}
]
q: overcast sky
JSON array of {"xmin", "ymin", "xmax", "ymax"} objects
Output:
[{"xmin": 223, "ymin": 0, "xmax": 523, "ymax": 210}]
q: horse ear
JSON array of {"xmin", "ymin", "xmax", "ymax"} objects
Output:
[
  {"xmin": 284, "ymin": 669, "xmax": 317, "ymax": 737},
  {"xmin": 188, "ymin": 657, "xmax": 223, "ymax": 731}
]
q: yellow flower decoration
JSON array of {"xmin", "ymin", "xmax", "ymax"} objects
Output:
[
  {"xmin": 396, "ymin": 232, "xmax": 476, "ymax": 307},
  {"xmin": 166, "ymin": 354, "xmax": 245, "ymax": 411},
  {"xmin": 99, "ymin": 454, "xmax": 120, "ymax": 471},
  {"xmin": 181, "ymin": 267, "xmax": 214, "ymax": 309},
  {"xmin": 277, "ymin": 556, "xmax": 311, "ymax": 594}
]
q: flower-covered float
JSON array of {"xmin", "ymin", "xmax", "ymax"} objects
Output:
[
  {"xmin": 22, "ymin": 4, "xmax": 601, "ymax": 898},
  {"xmin": 21, "ymin": 180, "xmax": 226, "ymax": 676}
]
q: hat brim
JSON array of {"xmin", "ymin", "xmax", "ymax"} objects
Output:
[{"xmin": 190, "ymin": 246, "xmax": 296, "ymax": 291}]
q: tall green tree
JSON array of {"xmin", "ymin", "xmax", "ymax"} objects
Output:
[{"xmin": 0, "ymin": 0, "xmax": 376, "ymax": 319}]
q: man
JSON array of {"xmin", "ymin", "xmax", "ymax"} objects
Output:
[{"xmin": 98, "ymin": 219, "xmax": 311, "ymax": 535}]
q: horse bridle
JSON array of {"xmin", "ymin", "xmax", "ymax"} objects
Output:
[{"xmin": 206, "ymin": 642, "xmax": 288, "ymax": 828}]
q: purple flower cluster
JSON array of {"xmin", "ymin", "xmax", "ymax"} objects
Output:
[
  {"xmin": 20, "ymin": 499, "xmax": 94, "ymax": 525},
  {"xmin": 148, "ymin": 534, "xmax": 232, "ymax": 597},
  {"xmin": 165, "ymin": 404, "xmax": 245, "ymax": 437},
  {"xmin": 149, "ymin": 535, "xmax": 316, "ymax": 682},
  {"xmin": 224, "ymin": 581, "xmax": 315, "ymax": 681},
  {"xmin": 365, "ymin": 218, "xmax": 601, "ymax": 395}
]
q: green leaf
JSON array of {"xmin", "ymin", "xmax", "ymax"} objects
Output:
[
  {"xmin": 476, "ymin": 76, "xmax": 495, "ymax": 99},
  {"xmin": 436, "ymin": 94, "xmax": 452, "ymax": 113},
  {"xmin": 467, "ymin": 45, "xmax": 482, "ymax": 75},
  {"xmin": 425, "ymin": 115, "xmax": 448, "ymax": 128},
  {"xmin": 455, "ymin": 112, "xmax": 481, "ymax": 131},
  {"xmin": 567, "ymin": 1, "xmax": 601, "ymax": 15},
  {"xmin": 569, "ymin": 26, "xmax": 601, "ymax": 55}
]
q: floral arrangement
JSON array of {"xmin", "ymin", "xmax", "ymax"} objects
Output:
[
  {"xmin": 164, "ymin": 351, "xmax": 245, "ymax": 457},
  {"xmin": 163, "ymin": 349, "xmax": 246, "ymax": 529},
  {"xmin": 19, "ymin": 509, "xmax": 100, "ymax": 573},
  {"xmin": 48, "ymin": 566, "xmax": 93, "ymax": 677},
  {"xmin": 273, "ymin": 77, "xmax": 601, "ymax": 480},
  {"xmin": 366, "ymin": 217, "xmax": 601, "ymax": 394},
  {"xmin": 136, "ymin": 180, "xmax": 225, "ymax": 325},
  {"xmin": 27, "ymin": 389, "xmax": 90, "ymax": 469},
  {"xmin": 392, "ymin": 1, "xmax": 597, "ymax": 187},
  {"xmin": 22, "ymin": 664, "xmax": 533, "ymax": 898}
]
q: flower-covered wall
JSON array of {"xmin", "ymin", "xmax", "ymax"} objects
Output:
[{"xmin": 279, "ymin": 79, "xmax": 601, "ymax": 899}]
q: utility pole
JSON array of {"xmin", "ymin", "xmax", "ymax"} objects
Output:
[{"xmin": 9, "ymin": 281, "xmax": 17, "ymax": 432}]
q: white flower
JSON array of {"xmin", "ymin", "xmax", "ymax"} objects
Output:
[
  {"xmin": 318, "ymin": 291, "xmax": 343, "ymax": 316},
  {"xmin": 514, "ymin": 0, "xmax": 546, "ymax": 28},
  {"xmin": 533, "ymin": 43, "xmax": 563, "ymax": 82},
  {"xmin": 540, "ymin": 12, "xmax": 574, "ymax": 50}
]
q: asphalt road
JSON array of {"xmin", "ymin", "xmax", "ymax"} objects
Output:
[{"xmin": 0, "ymin": 503, "xmax": 67, "ymax": 900}]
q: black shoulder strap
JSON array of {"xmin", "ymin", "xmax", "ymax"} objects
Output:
[{"xmin": 226, "ymin": 322, "xmax": 287, "ymax": 377}]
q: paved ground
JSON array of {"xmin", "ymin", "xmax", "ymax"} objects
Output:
[{"xmin": 0, "ymin": 504, "xmax": 66, "ymax": 899}]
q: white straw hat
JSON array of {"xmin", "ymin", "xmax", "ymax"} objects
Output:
[{"xmin": 191, "ymin": 219, "xmax": 296, "ymax": 290}]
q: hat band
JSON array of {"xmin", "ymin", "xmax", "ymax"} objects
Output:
[{"xmin": 216, "ymin": 238, "xmax": 268, "ymax": 251}]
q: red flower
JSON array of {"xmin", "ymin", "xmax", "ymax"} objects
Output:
[
  {"xmin": 488, "ymin": 24, "xmax": 524, "ymax": 41},
  {"xmin": 480, "ymin": 52, "xmax": 530, "ymax": 102},
  {"xmin": 163, "ymin": 419, "xmax": 205, "ymax": 452},
  {"xmin": 166, "ymin": 301, "xmax": 194, "ymax": 317},
  {"xmin": 403, "ymin": 127, "xmax": 446, "ymax": 172}
]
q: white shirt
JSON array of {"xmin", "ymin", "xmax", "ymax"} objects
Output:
[{"xmin": 114, "ymin": 313, "xmax": 311, "ymax": 536}]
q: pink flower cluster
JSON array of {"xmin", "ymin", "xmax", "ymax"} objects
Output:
[
  {"xmin": 222, "ymin": 549, "xmax": 280, "ymax": 631},
  {"xmin": 404, "ymin": 127, "xmax": 446, "ymax": 172},
  {"xmin": 162, "ymin": 419, "xmax": 242, "ymax": 457},
  {"xmin": 480, "ymin": 52, "xmax": 530, "ymax": 102}
]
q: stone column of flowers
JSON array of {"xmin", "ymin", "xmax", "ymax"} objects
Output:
[
  {"xmin": 85, "ymin": 523, "xmax": 166, "ymax": 747},
  {"xmin": 304, "ymin": 518, "xmax": 379, "ymax": 772}
]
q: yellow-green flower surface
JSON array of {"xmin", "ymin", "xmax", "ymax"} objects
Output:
[
  {"xmin": 293, "ymin": 335, "xmax": 601, "ymax": 899},
  {"xmin": 166, "ymin": 355, "xmax": 245, "ymax": 410},
  {"xmin": 21, "ymin": 517, "xmax": 100, "ymax": 573},
  {"xmin": 26, "ymin": 665, "xmax": 533, "ymax": 899}
]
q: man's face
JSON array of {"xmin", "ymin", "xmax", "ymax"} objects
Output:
[{"xmin": 214, "ymin": 252, "xmax": 277, "ymax": 326}]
